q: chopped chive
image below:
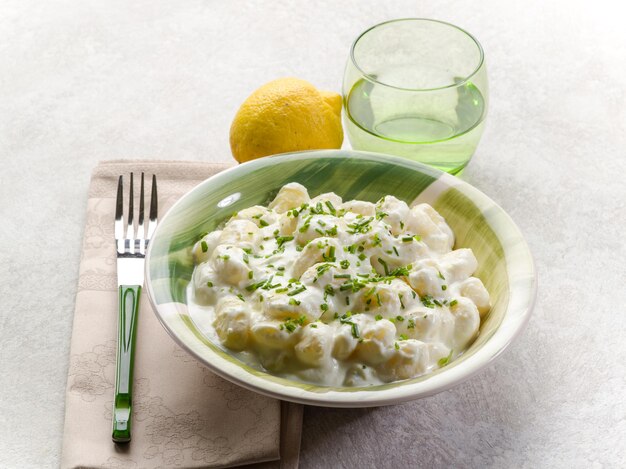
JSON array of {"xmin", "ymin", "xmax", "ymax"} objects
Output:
[
  {"xmin": 200, "ymin": 240, "xmax": 208, "ymax": 253},
  {"xmin": 399, "ymin": 334, "xmax": 408, "ymax": 340},
  {"xmin": 320, "ymin": 303, "xmax": 328, "ymax": 312},
  {"xmin": 388, "ymin": 265, "xmax": 410, "ymax": 277},
  {"xmin": 394, "ymin": 342, "xmax": 400, "ymax": 350},
  {"xmin": 323, "ymin": 245, "xmax": 336, "ymax": 262},
  {"xmin": 399, "ymin": 294, "xmax": 405, "ymax": 309},
  {"xmin": 347, "ymin": 217, "xmax": 373, "ymax": 234},
  {"xmin": 438, "ymin": 349, "xmax": 454, "ymax": 367},
  {"xmin": 377, "ymin": 258, "xmax": 389, "ymax": 275},
  {"xmin": 396, "ymin": 315, "xmax": 404, "ymax": 322},
  {"xmin": 287, "ymin": 286, "xmax": 307, "ymax": 296},
  {"xmin": 408, "ymin": 318, "xmax": 415, "ymax": 329},
  {"xmin": 206, "ymin": 281, "xmax": 213, "ymax": 287},
  {"xmin": 393, "ymin": 246, "xmax": 399, "ymax": 257},
  {"xmin": 316, "ymin": 263, "xmax": 335, "ymax": 276},
  {"xmin": 248, "ymin": 271, "xmax": 253, "ymax": 279},
  {"xmin": 358, "ymin": 253, "xmax": 367, "ymax": 261},
  {"xmin": 334, "ymin": 274, "xmax": 351, "ymax": 279},
  {"xmin": 437, "ymin": 270, "xmax": 446, "ymax": 280},
  {"xmin": 375, "ymin": 314, "xmax": 383, "ymax": 321},
  {"xmin": 276, "ymin": 236, "xmax": 294, "ymax": 248},
  {"xmin": 236, "ymin": 294, "xmax": 245, "ymax": 302},
  {"xmin": 259, "ymin": 219, "xmax": 269, "ymax": 227},
  {"xmin": 449, "ymin": 299, "xmax": 458, "ymax": 307},
  {"xmin": 246, "ymin": 279, "xmax": 267, "ymax": 292},
  {"xmin": 421, "ymin": 295, "xmax": 435, "ymax": 308},
  {"xmin": 289, "ymin": 298, "xmax": 301, "ymax": 306},
  {"xmin": 325, "ymin": 200, "xmax": 336, "ymax": 214},
  {"xmin": 442, "ymin": 285, "xmax": 447, "ymax": 291},
  {"xmin": 340, "ymin": 260, "xmax": 350, "ymax": 269}
]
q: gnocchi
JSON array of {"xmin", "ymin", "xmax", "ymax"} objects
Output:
[{"xmin": 188, "ymin": 183, "xmax": 490, "ymax": 386}]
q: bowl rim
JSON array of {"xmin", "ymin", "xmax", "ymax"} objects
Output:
[{"xmin": 145, "ymin": 149, "xmax": 537, "ymax": 407}]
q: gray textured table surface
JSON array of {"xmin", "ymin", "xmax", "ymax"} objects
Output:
[{"xmin": 1, "ymin": 1, "xmax": 625, "ymax": 468}]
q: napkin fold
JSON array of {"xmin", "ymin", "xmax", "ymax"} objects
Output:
[{"xmin": 61, "ymin": 160, "xmax": 303, "ymax": 469}]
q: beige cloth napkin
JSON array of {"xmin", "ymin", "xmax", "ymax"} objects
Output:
[{"xmin": 61, "ymin": 160, "xmax": 303, "ymax": 469}]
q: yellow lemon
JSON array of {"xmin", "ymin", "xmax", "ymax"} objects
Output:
[{"xmin": 230, "ymin": 77, "xmax": 343, "ymax": 163}]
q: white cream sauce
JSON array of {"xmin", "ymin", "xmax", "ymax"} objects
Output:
[{"xmin": 187, "ymin": 183, "xmax": 490, "ymax": 386}]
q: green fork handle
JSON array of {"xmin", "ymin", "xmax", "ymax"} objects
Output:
[{"xmin": 112, "ymin": 285, "xmax": 141, "ymax": 443}]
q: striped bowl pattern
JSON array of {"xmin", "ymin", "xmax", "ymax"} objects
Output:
[{"xmin": 145, "ymin": 150, "xmax": 536, "ymax": 407}]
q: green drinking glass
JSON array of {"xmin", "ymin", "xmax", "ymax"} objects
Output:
[{"xmin": 343, "ymin": 18, "xmax": 488, "ymax": 174}]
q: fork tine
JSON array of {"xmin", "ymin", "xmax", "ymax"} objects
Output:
[
  {"xmin": 127, "ymin": 173, "xmax": 134, "ymax": 228},
  {"xmin": 115, "ymin": 176, "xmax": 124, "ymax": 253},
  {"xmin": 147, "ymin": 175, "xmax": 158, "ymax": 240},
  {"xmin": 137, "ymin": 173, "xmax": 145, "ymax": 254},
  {"xmin": 150, "ymin": 175, "xmax": 157, "ymax": 221},
  {"xmin": 115, "ymin": 175, "xmax": 124, "ymax": 223},
  {"xmin": 126, "ymin": 173, "xmax": 135, "ymax": 253},
  {"xmin": 138, "ymin": 173, "xmax": 145, "ymax": 230}
]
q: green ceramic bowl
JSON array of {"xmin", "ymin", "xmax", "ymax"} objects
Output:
[{"xmin": 145, "ymin": 150, "xmax": 536, "ymax": 407}]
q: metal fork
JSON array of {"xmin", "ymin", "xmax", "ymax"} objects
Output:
[{"xmin": 112, "ymin": 172, "xmax": 158, "ymax": 443}]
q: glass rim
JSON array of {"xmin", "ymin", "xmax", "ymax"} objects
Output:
[{"xmin": 349, "ymin": 18, "xmax": 485, "ymax": 93}]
